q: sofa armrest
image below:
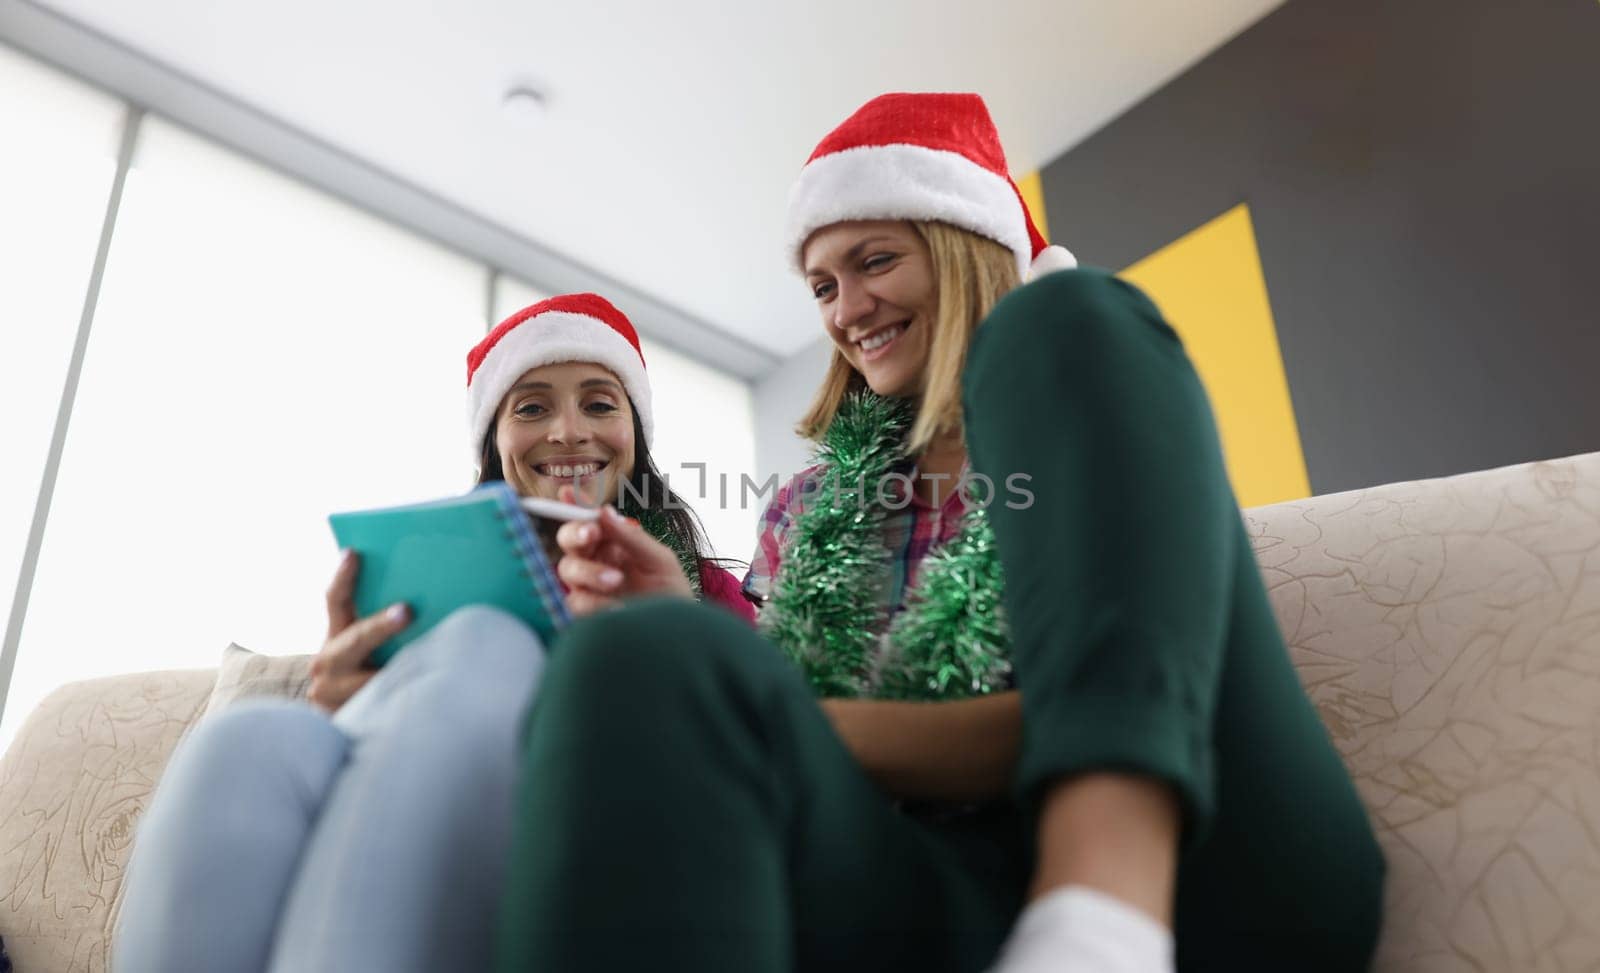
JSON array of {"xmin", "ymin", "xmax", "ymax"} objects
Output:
[{"xmin": 0, "ymin": 668, "xmax": 215, "ymax": 972}]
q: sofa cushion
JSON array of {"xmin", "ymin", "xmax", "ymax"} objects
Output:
[
  {"xmin": 202, "ymin": 643, "xmax": 314, "ymax": 716},
  {"xmin": 1247, "ymin": 453, "xmax": 1600, "ymax": 972},
  {"xmin": 0, "ymin": 668, "xmax": 216, "ymax": 973},
  {"xmin": 0, "ymin": 647, "xmax": 313, "ymax": 971}
]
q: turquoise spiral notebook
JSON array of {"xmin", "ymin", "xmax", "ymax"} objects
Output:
[{"xmin": 328, "ymin": 482, "xmax": 571, "ymax": 666}]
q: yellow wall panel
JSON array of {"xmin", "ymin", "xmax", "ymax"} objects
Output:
[
  {"xmin": 1119, "ymin": 204, "xmax": 1311, "ymax": 507},
  {"xmin": 1015, "ymin": 171, "xmax": 1049, "ymax": 241}
]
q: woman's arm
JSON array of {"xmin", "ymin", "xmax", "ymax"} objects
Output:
[{"xmin": 820, "ymin": 690, "xmax": 1022, "ymax": 803}]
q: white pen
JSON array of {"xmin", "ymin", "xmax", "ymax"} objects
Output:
[{"xmin": 519, "ymin": 496, "xmax": 602, "ymax": 522}]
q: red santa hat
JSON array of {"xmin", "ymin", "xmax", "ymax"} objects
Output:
[
  {"xmin": 786, "ymin": 92, "xmax": 1076, "ymax": 280},
  {"xmin": 466, "ymin": 293, "xmax": 651, "ymax": 461}
]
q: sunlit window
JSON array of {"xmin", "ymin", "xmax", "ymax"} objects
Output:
[
  {"xmin": 639, "ymin": 336, "xmax": 758, "ymax": 565},
  {"xmin": 1, "ymin": 86, "xmax": 760, "ymax": 750},
  {"xmin": 2, "ymin": 117, "xmax": 484, "ymax": 746},
  {"xmin": 0, "ymin": 47, "xmax": 123, "ymax": 681}
]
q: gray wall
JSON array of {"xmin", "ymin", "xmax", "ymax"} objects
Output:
[{"xmin": 1040, "ymin": 0, "xmax": 1600, "ymax": 494}]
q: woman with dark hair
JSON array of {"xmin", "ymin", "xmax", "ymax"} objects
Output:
[
  {"xmin": 467, "ymin": 300, "xmax": 748, "ymax": 614},
  {"xmin": 116, "ymin": 293, "xmax": 750, "ymax": 973},
  {"xmin": 463, "ymin": 293, "xmax": 750, "ymax": 619}
]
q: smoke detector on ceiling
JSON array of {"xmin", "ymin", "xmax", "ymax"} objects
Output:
[{"xmin": 501, "ymin": 86, "xmax": 549, "ymax": 128}]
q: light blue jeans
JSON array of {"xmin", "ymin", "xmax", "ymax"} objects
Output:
[{"xmin": 115, "ymin": 605, "xmax": 545, "ymax": 973}]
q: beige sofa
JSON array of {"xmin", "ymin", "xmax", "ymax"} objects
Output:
[{"xmin": 2, "ymin": 452, "xmax": 1598, "ymax": 971}]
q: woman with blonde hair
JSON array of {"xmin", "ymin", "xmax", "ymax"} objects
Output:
[{"xmin": 497, "ymin": 95, "xmax": 1383, "ymax": 972}]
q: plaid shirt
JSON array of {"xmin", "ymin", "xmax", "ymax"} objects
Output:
[{"xmin": 742, "ymin": 463, "xmax": 970, "ymax": 633}]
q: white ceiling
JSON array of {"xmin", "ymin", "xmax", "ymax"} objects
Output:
[{"xmin": 30, "ymin": 0, "xmax": 1283, "ymax": 361}]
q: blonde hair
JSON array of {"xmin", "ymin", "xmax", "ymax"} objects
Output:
[{"xmin": 796, "ymin": 220, "xmax": 1021, "ymax": 455}]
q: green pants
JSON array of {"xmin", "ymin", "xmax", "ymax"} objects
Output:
[{"xmin": 495, "ymin": 269, "xmax": 1385, "ymax": 972}]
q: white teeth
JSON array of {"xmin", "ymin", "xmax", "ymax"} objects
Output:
[
  {"xmin": 860, "ymin": 324, "xmax": 903, "ymax": 352},
  {"xmin": 538, "ymin": 462, "xmax": 601, "ymax": 478}
]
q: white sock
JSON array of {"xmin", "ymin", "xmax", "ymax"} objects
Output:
[{"xmin": 988, "ymin": 886, "xmax": 1175, "ymax": 973}]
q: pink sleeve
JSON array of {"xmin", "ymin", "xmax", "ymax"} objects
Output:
[{"xmin": 699, "ymin": 562, "xmax": 758, "ymax": 626}]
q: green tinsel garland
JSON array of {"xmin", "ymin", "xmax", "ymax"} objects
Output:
[
  {"xmin": 878, "ymin": 510, "xmax": 1011, "ymax": 700},
  {"xmin": 761, "ymin": 391, "xmax": 1011, "ymax": 700},
  {"xmin": 760, "ymin": 392, "xmax": 908, "ymax": 697}
]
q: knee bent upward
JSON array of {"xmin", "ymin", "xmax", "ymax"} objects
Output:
[
  {"xmin": 177, "ymin": 700, "xmax": 345, "ymax": 790},
  {"xmin": 968, "ymin": 268, "xmax": 1182, "ymax": 397},
  {"xmin": 536, "ymin": 597, "xmax": 788, "ymax": 734},
  {"xmin": 128, "ymin": 701, "xmax": 346, "ymax": 887},
  {"xmin": 556, "ymin": 597, "xmax": 771, "ymax": 679},
  {"xmin": 363, "ymin": 604, "xmax": 546, "ymax": 740},
  {"xmin": 404, "ymin": 604, "xmax": 544, "ymax": 675}
]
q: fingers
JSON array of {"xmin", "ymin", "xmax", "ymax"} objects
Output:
[
  {"xmin": 594, "ymin": 537, "xmax": 632, "ymax": 569},
  {"xmin": 309, "ymin": 669, "xmax": 375, "ymax": 713},
  {"xmin": 309, "ymin": 602, "xmax": 409, "ymax": 712},
  {"xmin": 550, "ymin": 496, "xmax": 614, "ymax": 618},
  {"xmin": 556, "ymin": 518, "xmax": 603, "ymax": 558},
  {"xmin": 557, "ymin": 553, "xmax": 623, "ymax": 594},
  {"xmin": 554, "ymin": 505, "xmax": 694, "ymax": 606},
  {"xmin": 315, "ymin": 603, "xmax": 410, "ymax": 675},
  {"xmin": 564, "ymin": 589, "xmax": 617, "ymax": 618},
  {"xmin": 337, "ymin": 603, "xmax": 411, "ymax": 668},
  {"xmin": 596, "ymin": 506, "xmax": 646, "ymax": 548},
  {"xmin": 325, "ymin": 550, "xmax": 360, "ymax": 638}
]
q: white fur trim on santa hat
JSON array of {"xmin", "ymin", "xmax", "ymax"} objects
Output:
[
  {"xmin": 1028, "ymin": 244, "xmax": 1079, "ymax": 281},
  {"xmin": 786, "ymin": 143, "xmax": 1032, "ymax": 278},
  {"xmin": 466, "ymin": 310, "xmax": 653, "ymax": 464}
]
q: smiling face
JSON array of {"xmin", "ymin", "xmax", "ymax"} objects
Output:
[
  {"xmin": 802, "ymin": 220, "xmax": 938, "ymax": 399},
  {"xmin": 493, "ymin": 361, "xmax": 637, "ymax": 505}
]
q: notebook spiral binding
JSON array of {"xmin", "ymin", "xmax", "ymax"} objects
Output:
[{"xmin": 489, "ymin": 482, "xmax": 572, "ymax": 630}]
